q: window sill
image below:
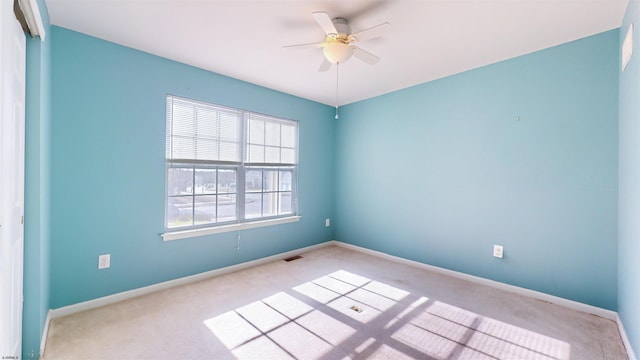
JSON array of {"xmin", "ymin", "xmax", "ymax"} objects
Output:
[{"xmin": 161, "ymin": 216, "xmax": 302, "ymax": 241}]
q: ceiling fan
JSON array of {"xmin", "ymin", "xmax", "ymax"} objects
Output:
[{"xmin": 284, "ymin": 11, "xmax": 390, "ymax": 71}]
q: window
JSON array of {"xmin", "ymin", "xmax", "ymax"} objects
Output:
[{"xmin": 165, "ymin": 96, "xmax": 297, "ymax": 233}]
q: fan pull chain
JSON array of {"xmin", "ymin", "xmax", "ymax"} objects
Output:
[{"xmin": 335, "ymin": 62, "xmax": 340, "ymax": 120}]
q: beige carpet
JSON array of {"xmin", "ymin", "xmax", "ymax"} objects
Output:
[{"xmin": 43, "ymin": 245, "xmax": 628, "ymax": 359}]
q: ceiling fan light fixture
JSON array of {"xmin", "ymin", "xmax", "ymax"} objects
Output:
[{"xmin": 323, "ymin": 42, "xmax": 353, "ymax": 64}]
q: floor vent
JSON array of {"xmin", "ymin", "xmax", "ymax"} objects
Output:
[{"xmin": 284, "ymin": 255, "xmax": 303, "ymax": 262}]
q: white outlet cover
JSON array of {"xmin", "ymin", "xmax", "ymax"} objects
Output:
[
  {"xmin": 493, "ymin": 245, "xmax": 504, "ymax": 259},
  {"xmin": 98, "ymin": 254, "xmax": 111, "ymax": 269},
  {"xmin": 325, "ymin": 218, "xmax": 330, "ymax": 227}
]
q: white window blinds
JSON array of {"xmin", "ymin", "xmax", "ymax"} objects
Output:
[
  {"xmin": 166, "ymin": 96, "xmax": 241, "ymax": 163},
  {"xmin": 165, "ymin": 95, "xmax": 299, "ymax": 232},
  {"xmin": 246, "ymin": 113, "xmax": 297, "ymax": 165}
]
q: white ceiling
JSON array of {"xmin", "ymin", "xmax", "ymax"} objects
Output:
[{"xmin": 45, "ymin": 0, "xmax": 627, "ymax": 106}]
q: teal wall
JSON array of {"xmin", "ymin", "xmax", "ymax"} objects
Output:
[
  {"xmin": 335, "ymin": 30, "xmax": 619, "ymax": 310},
  {"xmin": 22, "ymin": 12, "xmax": 631, "ymax": 357},
  {"xmin": 23, "ymin": 0, "xmax": 51, "ymax": 357},
  {"xmin": 49, "ymin": 27, "xmax": 335, "ymax": 308},
  {"xmin": 618, "ymin": 0, "xmax": 640, "ymax": 354}
]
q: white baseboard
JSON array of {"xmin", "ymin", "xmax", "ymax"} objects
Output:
[
  {"xmin": 44, "ymin": 239, "xmax": 634, "ymax": 358},
  {"xmin": 617, "ymin": 314, "xmax": 637, "ymax": 360},
  {"xmin": 40, "ymin": 309, "xmax": 51, "ymax": 359},
  {"xmin": 49, "ymin": 241, "xmax": 330, "ymax": 319},
  {"xmin": 330, "ymin": 240, "xmax": 618, "ymax": 321},
  {"xmin": 50, "ymin": 239, "xmax": 618, "ymax": 322}
]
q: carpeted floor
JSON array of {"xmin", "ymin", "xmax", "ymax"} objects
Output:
[{"xmin": 43, "ymin": 245, "xmax": 628, "ymax": 359}]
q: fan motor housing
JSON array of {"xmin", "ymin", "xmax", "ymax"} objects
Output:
[{"xmin": 332, "ymin": 17, "xmax": 351, "ymax": 36}]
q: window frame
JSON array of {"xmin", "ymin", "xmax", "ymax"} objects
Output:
[
  {"xmin": 163, "ymin": 95, "xmax": 300, "ymax": 240},
  {"xmin": 165, "ymin": 163, "xmax": 239, "ymax": 229}
]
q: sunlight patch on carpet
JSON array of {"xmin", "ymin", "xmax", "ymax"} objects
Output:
[
  {"xmin": 327, "ymin": 296, "xmax": 381, "ymax": 323},
  {"xmin": 262, "ymin": 292, "xmax": 313, "ymax": 319},
  {"xmin": 329, "ymin": 270, "xmax": 371, "ymax": 287},
  {"xmin": 203, "ymin": 311, "xmax": 261, "ymax": 349},
  {"xmin": 269, "ymin": 322, "xmax": 346, "ymax": 358},
  {"xmin": 232, "ymin": 335, "xmax": 294, "ymax": 360},
  {"xmin": 296, "ymin": 310, "xmax": 358, "ymax": 346},
  {"xmin": 312, "ymin": 275, "xmax": 357, "ymax": 295},
  {"xmin": 364, "ymin": 280, "xmax": 410, "ymax": 301},
  {"xmin": 293, "ymin": 282, "xmax": 341, "ymax": 304},
  {"xmin": 235, "ymin": 300, "xmax": 289, "ymax": 332},
  {"xmin": 203, "ymin": 269, "xmax": 571, "ymax": 359},
  {"xmin": 347, "ymin": 288, "xmax": 397, "ymax": 312}
]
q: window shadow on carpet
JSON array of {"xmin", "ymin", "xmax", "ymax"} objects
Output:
[{"xmin": 204, "ymin": 269, "xmax": 570, "ymax": 359}]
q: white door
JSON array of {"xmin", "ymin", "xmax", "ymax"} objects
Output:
[{"xmin": 0, "ymin": 0, "xmax": 26, "ymax": 357}]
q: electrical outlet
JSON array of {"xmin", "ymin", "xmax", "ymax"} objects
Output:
[
  {"xmin": 98, "ymin": 254, "xmax": 111, "ymax": 269},
  {"xmin": 325, "ymin": 218, "xmax": 330, "ymax": 227},
  {"xmin": 493, "ymin": 245, "xmax": 504, "ymax": 259}
]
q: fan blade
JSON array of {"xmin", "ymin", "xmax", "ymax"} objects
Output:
[
  {"xmin": 312, "ymin": 11, "xmax": 338, "ymax": 36},
  {"xmin": 352, "ymin": 22, "xmax": 390, "ymax": 42},
  {"xmin": 318, "ymin": 57, "xmax": 332, "ymax": 72},
  {"xmin": 283, "ymin": 41, "xmax": 324, "ymax": 50},
  {"xmin": 353, "ymin": 46, "xmax": 380, "ymax": 65}
]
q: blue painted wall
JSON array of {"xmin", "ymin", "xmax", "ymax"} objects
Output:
[
  {"xmin": 618, "ymin": 0, "xmax": 640, "ymax": 354},
  {"xmin": 20, "ymin": 6, "xmax": 637, "ymax": 357},
  {"xmin": 23, "ymin": 0, "xmax": 51, "ymax": 357},
  {"xmin": 335, "ymin": 30, "xmax": 619, "ymax": 310},
  {"xmin": 49, "ymin": 27, "xmax": 335, "ymax": 308}
]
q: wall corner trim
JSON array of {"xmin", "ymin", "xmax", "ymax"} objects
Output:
[
  {"xmin": 17, "ymin": 0, "xmax": 46, "ymax": 40},
  {"xmin": 40, "ymin": 309, "xmax": 52, "ymax": 357},
  {"xmin": 617, "ymin": 314, "xmax": 638, "ymax": 360}
]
